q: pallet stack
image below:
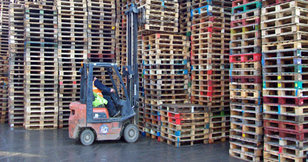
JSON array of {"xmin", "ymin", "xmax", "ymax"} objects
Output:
[
  {"xmin": 87, "ymin": 0, "xmax": 116, "ymax": 88},
  {"xmin": 142, "ymin": 33, "xmax": 189, "ymax": 141},
  {"xmin": 137, "ymin": 33, "xmax": 145, "ymax": 131},
  {"xmin": 57, "ymin": 0, "xmax": 88, "ymax": 128},
  {"xmin": 261, "ymin": 0, "xmax": 308, "ymax": 161},
  {"xmin": 24, "ymin": 2, "xmax": 59, "ymax": 129},
  {"xmin": 229, "ymin": 0, "xmax": 263, "ymax": 161},
  {"xmin": 190, "ymin": 0, "xmax": 231, "ymax": 143},
  {"xmin": 116, "ymin": 0, "xmax": 127, "ymax": 68},
  {"xmin": 8, "ymin": 3, "xmax": 25, "ymax": 127},
  {"xmin": 87, "ymin": 0, "xmax": 115, "ymax": 63},
  {"xmin": 0, "ymin": 0, "xmax": 9, "ymax": 123},
  {"xmin": 160, "ymin": 104, "xmax": 210, "ymax": 147},
  {"xmin": 179, "ymin": 0, "xmax": 192, "ymax": 35},
  {"xmin": 115, "ymin": 0, "xmax": 122, "ymax": 66},
  {"xmin": 134, "ymin": 0, "xmax": 183, "ymax": 137},
  {"xmin": 138, "ymin": 0, "xmax": 179, "ymax": 35}
]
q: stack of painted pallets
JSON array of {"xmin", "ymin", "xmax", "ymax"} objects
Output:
[
  {"xmin": 229, "ymin": 0, "xmax": 263, "ymax": 161},
  {"xmin": 160, "ymin": 104, "xmax": 210, "ymax": 147},
  {"xmin": 190, "ymin": 0, "xmax": 231, "ymax": 143},
  {"xmin": 142, "ymin": 33, "xmax": 190, "ymax": 141},
  {"xmin": 24, "ymin": 2, "xmax": 59, "ymax": 129},
  {"xmin": 261, "ymin": 0, "xmax": 308, "ymax": 161},
  {"xmin": 131, "ymin": 0, "xmax": 186, "ymax": 140}
]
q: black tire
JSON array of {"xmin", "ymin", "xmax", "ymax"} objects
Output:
[
  {"xmin": 124, "ymin": 124, "xmax": 139, "ymax": 143},
  {"xmin": 80, "ymin": 129, "xmax": 95, "ymax": 146}
]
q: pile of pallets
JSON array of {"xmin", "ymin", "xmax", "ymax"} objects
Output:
[
  {"xmin": 142, "ymin": 33, "xmax": 189, "ymax": 140},
  {"xmin": 88, "ymin": 0, "xmax": 116, "ymax": 92},
  {"xmin": 229, "ymin": 0, "xmax": 263, "ymax": 161},
  {"xmin": 116, "ymin": 0, "xmax": 127, "ymax": 67},
  {"xmin": 190, "ymin": 0, "xmax": 231, "ymax": 143},
  {"xmin": 24, "ymin": 2, "xmax": 59, "ymax": 129},
  {"xmin": 87, "ymin": 0, "xmax": 115, "ymax": 63},
  {"xmin": 137, "ymin": 0, "xmax": 179, "ymax": 35},
  {"xmin": 160, "ymin": 104, "xmax": 210, "ymax": 147},
  {"xmin": 115, "ymin": 0, "xmax": 122, "ymax": 66},
  {"xmin": 261, "ymin": 0, "xmax": 308, "ymax": 161},
  {"xmin": 8, "ymin": 3, "xmax": 25, "ymax": 127},
  {"xmin": 132, "ymin": 0, "xmax": 183, "ymax": 136},
  {"xmin": 0, "ymin": 0, "xmax": 9, "ymax": 123},
  {"xmin": 57, "ymin": 0, "xmax": 88, "ymax": 128},
  {"xmin": 137, "ymin": 34, "xmax": 145, "ymax": 131},
  {"xmin": 179, "ymin": 0, "xmax": 192, "ymax": 35}
]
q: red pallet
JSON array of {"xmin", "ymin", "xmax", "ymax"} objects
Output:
[
  {"xmin": 229, "ymin": 53, "xmax": 261, "ymax": 63},
  {"xmin": 191, "ymin": 26, "xmax": 223, "ymax": 35},
  {"xmin": 264, "ymin": 128, "xmax": 308, "ymax": 141},
  {"xmin": 264, "ymin": 120, "xmax": 308, "ymax": 133},
  {"xmin": 230, "ymin": 76, "xmax": 262, "ymax": 84},
  {"xmin": 263, "ymin": 96, "xmax": 308, "ymax": 106},
  {"xmin": 231, "ymin": 17, "xmax": 260, "ymax": 28},
  {"xmin": 232, "ymin": 0, "xmax": 261, "ymax": 7}
]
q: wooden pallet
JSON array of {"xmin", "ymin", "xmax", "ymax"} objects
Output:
[
  {"xmin": 229, "ymin": 140, "xmax": 263, "ymax": 161},
  {"xmin": 264, "ymin": 142, "xmax": 308, "ymax": 158}
]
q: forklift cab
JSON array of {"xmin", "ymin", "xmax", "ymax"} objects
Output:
[
  {"xmin": 69, "ymin": 63, "xmax": 139, "ymax": 145},
  {"xmin": 80, "ymin": 62, "xmax": 135, "ymax": 122}
]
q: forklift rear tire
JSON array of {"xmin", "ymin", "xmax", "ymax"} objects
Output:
[
  {"xmin": 80, "ymin": 129, "xmax": 95, "ymax": 146},
  {"xmin": 124, "ymin": 124, "xmax": 139, "ymax": 143}
]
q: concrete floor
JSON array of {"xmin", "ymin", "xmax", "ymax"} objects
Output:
[{"xmin": 0, "ymin": 124, "xmax": 241, "ymax": 162}]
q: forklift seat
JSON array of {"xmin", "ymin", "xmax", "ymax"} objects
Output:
[{"xmin": 93, "ymin": 108, "xmax": 109, "ymax": 119}]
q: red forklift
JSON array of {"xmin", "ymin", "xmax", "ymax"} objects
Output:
[{"xmin": 68, "ymin": 3, "xmax": 145, "ymax": 145}]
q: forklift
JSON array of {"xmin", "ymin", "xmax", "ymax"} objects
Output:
[{"xmin": 68, "ymin": 3, "xmax": 145, "ymax": 145}]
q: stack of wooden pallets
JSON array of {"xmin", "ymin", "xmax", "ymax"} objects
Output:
[
  {"xmin": 57, "ymin": 0, "xmax": 88, "ymax": 128},
  {"xmin": 190, "ymin": 0, "xmax": 231, "ymax": 143},
  {"xmin": 160, "ymin": 104, "xmax": 210, "ymax": 147},
  {"xmin": 87, "ymin": 0, "xmax": 116, "ymax": 87},
  {"xmin": 142, "ymin": 33, "xmax": 190, "ymax": 141},
  {"xmin": 0, "ymin": 0, "xmax": 9, "ymax": 123},
  {"xmin": 179, "ymin": 0, "xmax": 192, "ymax": 35},
  {"xmin": 87, "ymin": 0, "xmax": 115, "ymax": 63},
  {"xmin": 115, "ymin": 0, "xmax": 122, "ymax": 66},
  {"xmin": 261, "ymin": 0, "xmax": 308, "ymax": 161},
  {"xmin": 137, "ymin": 0, "xmax": 179, "ymax": 35},
  {"xmin": 229, "ymin": 0, "xmax": 263, "ymax": 161},
  {"xmin": 137, "ymin": 33, "xmax": 145, "ymax": 131},
  {"xmin": 116, "ymin": 0, "xmax": 128, "ymax": 67},
  {"xmin": 131, "ymin": 0, "xmax": 184, "ymax": 138},
  {"xmin": 8, "ymin": 3, "xmax": 25, "ymax": 127},
  {"xmin": 24, "ymin": 2, "xmax": 59, "ymax": 129}
]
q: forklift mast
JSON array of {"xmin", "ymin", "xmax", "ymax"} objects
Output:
[{"xmin": 125, "ymin": 3, "xmax": 145, "ymax": 110}]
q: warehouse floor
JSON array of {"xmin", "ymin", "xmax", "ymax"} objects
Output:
[{"xmin": 0, "ymin": 124, "xmax": 241, "ymax": 162}]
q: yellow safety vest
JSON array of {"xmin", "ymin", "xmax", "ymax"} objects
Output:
[{"xmin": 93, "ymin": 81, "xmax": 108, "ymax": 107}]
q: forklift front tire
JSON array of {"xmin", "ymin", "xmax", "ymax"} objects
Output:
[
  {"xmin": 124, "ymin": 124, "xmax": 139, "ymax": 143},
  {"xmin": 80, "ymin": 129, "xmax": 95, "ymax": 146}
]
